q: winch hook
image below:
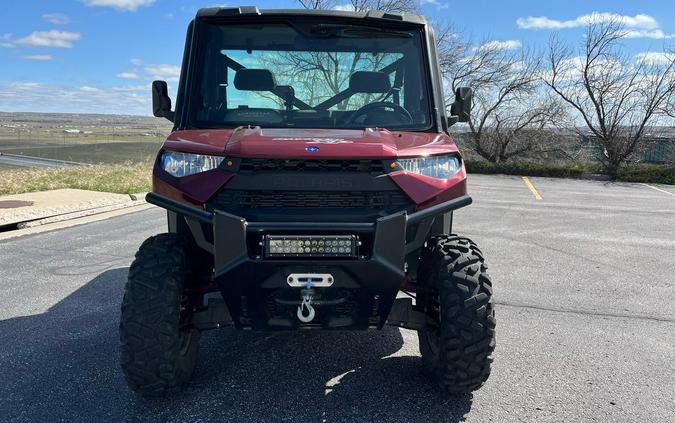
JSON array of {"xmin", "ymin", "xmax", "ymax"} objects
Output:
[{"xmin": 297, "ymin": 293, "xmax": 315, "ymax": 323}]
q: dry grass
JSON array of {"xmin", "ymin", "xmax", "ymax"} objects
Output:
[{"xmin": 0, "ymin": 161, "xmax": 153, "ymax": 195}]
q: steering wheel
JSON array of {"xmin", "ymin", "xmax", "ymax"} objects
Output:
[{"xmin": 345, "ymin": 101, "xmax": 413, "ymax": 125}]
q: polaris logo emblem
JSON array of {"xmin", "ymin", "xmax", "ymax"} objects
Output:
[
  {"xmin": 272, "ymin": 137, "xmax": 354, "ymax": 144},
  {"xmin": 306, "ymin": 146, "xmax": 320, "ymax": 153}
]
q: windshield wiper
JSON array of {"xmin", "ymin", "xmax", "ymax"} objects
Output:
[{"xmin": 310, "ymin": 24, "xmax": 412, "ymax": 38}]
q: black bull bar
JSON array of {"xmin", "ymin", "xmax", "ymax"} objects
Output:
[{"xmin": 145, "ymin": 192, "xmax": 471, "ymax": 327}]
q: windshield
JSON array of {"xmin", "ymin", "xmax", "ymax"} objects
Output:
[{"xmin": 188, "ymin": 20, "xmax": 433, "ymax": 130}]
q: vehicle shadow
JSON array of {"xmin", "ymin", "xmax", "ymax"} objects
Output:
[{"xmin": 0, "ymin": 268, "xmax": 472, "ymax": 422}]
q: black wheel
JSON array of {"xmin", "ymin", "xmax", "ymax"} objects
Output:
[
  {"xmin": 120, "ymin": 233, "xmax": 201, "ymax": 399},
  {"xmin": 417, "ymin": 235, "xmax": 496, "ymax": 394}
]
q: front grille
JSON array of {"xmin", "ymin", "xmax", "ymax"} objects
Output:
[
  {"xmin": 212, "ymin": 190, "xmax": 409, "ymax": 209},
  {"xmin": 239, "ymin": 158, "xmax": 385, "ymax": 174}
]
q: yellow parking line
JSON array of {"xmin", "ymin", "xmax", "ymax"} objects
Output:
[
  {"xmin": 522, "ymin": 176, "xmax": 543, "ymax": 200},
  {"xmin": 641, "ymin": 183, "xmax": 675, "ymax": 198}
]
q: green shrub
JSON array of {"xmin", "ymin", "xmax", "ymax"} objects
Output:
[
  {"xmin": 465, "ymin": 161, "xmax": 594, "ymax": 178},
  {"xmin": 616, "ymin": 164, "xmax": 675, "ymax": 185},
  {"xmin": 465, "ymin": 160, "xmax": 674, "ymax": 185}
]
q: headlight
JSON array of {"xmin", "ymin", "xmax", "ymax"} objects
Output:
[
  {"xmin": 160, "ymin": 151, "xmax": 224, "ymax": 177},
  {"xmin": 398, "ymin": 155, "xmax": 461, "ymax": 180}
]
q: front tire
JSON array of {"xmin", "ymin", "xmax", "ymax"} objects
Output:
[
  {"xmin": 417, "ymin": 235, "xmax": 496, "ymax": 394},
  {"xmin": 119, "ymin": 233, "xmax": 200, "ymax": 399}
]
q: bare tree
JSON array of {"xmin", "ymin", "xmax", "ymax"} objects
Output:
[
  {"xmin": 313, "ymin": 0, "xmax": 420, "ymax": 13},
  {"xmin": 352, "ymin": 0, "xmax": 420, "ymax": 13},
  {"xmin": 298, "ymin": 0, "xmax": 419, "ymax": 13},
  {"xmin": 261, "ymin": 49, "xmax": 394, "ymax": 110},
  {"xmin": 441, "ymin": 34, "xmax": 565, "ymax": 162},
  {"xmin": 544, "ymin": 18, "xmax": 675, "ymax": 176},
  {"xmin": 475, "ymin": 98, "xmax": 568, "ymax": 162},
  {"xmin": 658, "ymin": 48, "xmax": 675, "ymax": 120},
  {"xmin": 285, "ymin": 0, "xmax": 420, "ymax": 109},
  {"xmin": 298, "ymin": 0, "xmax": 336, "ymax": 9}
]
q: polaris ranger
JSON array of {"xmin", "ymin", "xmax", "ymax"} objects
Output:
[{"xmin": 120, "ymin": 6, "xmax": 495, "ymax": 398}]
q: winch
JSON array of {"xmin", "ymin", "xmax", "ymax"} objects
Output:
[{"xmin": 287, "ymin": 273, "xmax": 334, "ymax": 323}]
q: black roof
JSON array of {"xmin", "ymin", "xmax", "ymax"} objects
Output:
[{"xmin": 196, "ymin": 6, "xmax": 427, "ymax": 25}]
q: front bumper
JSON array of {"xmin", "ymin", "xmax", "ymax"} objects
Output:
[{"xmin": 146, "ymin": 192, "xmax": 472, "ymax": 329}]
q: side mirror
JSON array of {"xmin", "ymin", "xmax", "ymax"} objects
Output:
[
  {"xmin": 152, "ymin": 80, "xmax": 174, "ymax": 122},
  {"xmin": 449, "ymin": 86, "xmax": 472, "ymax": 125}
]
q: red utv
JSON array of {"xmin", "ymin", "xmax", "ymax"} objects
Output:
[{"xmin": 119, "ymin": 6, "xmax": 495, "ymax": 399}]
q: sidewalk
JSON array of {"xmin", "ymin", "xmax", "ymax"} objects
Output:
[{"xmin": 0, "ymin": 189, "xmax": 147, "ymax": 229}]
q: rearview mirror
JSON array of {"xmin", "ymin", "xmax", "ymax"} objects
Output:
[
  {"xmin": 449, "ymin": 86, "xmax": 472, "ymax": 125},
  {"xmin": 152, "ymin": 80, "xmax": 174, "ymax": 122}
]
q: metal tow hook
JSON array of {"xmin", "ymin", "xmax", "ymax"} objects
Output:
[{"xmin": 297, "ymin": 290, "xmax": 315, "ymax": 323}]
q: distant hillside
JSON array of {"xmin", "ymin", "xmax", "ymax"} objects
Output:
[{"xmin": 0, "ymin": 112, "xmax": 173, "ymax": 137}]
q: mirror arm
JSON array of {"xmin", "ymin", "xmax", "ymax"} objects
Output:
[{"xmin": 163, "ymin": 110, "xmax": 176, "ymax": 122}]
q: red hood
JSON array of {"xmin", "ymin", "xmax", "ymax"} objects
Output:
[{"xmin": 163, "ymin": 127, "xmax": 458, "ymax": 159}]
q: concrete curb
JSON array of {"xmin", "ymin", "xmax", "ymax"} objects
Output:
[
  {"xmin": 17, "ymin": 193, "xmax": 148, "ymax": 229},
  {"xmin": 0, "ymin": 190, "xmax": 149, "ymax": 230},
  {"xmin": 580, "ymin": 172, "xmax": 612, "ymax": 181},
  {"xmin": 0, "ymin": 202, "xmax": 155, "ymax": 241}
]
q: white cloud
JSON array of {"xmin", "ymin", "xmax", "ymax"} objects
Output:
[
  {"xmin": 421, "ymin": 0, "xmax": 449, "ymax": 9},
  {"xmin": 80, "ymin": 86, "xmax": 101, "ymax": 92},
  {"xmin": 9, "ymin": 82, "xmax": 43, "ymax": 90},
  {"xmin": 15, "ymin": 30, "xmax": 81, "ymax": 48},
  {"xmin": 635, "ymin": 51, "xmax": 675, "ymax": 65},
  {"xmin": 81, "ymin": 0, "xmax": 156, "ymax": 12},
  {"xmin": 476, "ymin": 40, "xmax": 522, "ymax": 51},
  {"xmin": 42, "ymin": 13, "xmax": 70, "ymax": 25},
  {"xmin": 332, "ymin": 4, "xmax": 354, "ymax": 12},
  {"xmin": 143, "ymin": 64, "xmax": 181, "ymax": 81},
  {"xmin": 116, "ymin": 59, "xmax": 181, "ymax": 82},
  {"xmin": 517, "ymin": 13, "xmax": 659, "ymax": 30},
  {"xmin": 116, "ymin": 71, "xmax": 142, "ymax": 79},
  {"xmin": 538, "ymin": 55, "xmax": 585, "ymax": 82},
  {"xmin": 111, "ymin": 85, "xmax": 148, "ymax": 92},
  {"xmin": 517, "ymin": 12, "xmax": 675, "ymax": 39},
  {"xmin": 23, "ymin": 55, "xmax": 54, "ymax": 61},
  {"xmin": 0, "ymin": 82, "xmax": 154, "ymax": 115},
  {"xmin": 625, "ymin": 29, "xmax": 674, "ymax": 40}
]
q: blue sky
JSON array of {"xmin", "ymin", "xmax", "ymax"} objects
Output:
[{"xmin": 0, "ymin": 0, "xmax": 673, "ymax": 115}]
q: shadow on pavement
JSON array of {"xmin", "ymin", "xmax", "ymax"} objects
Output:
[{"xmin": 0, "ymin": 268, "xmax": 472, "ymax": 422}]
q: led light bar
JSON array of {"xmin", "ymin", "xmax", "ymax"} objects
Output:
[{"xmin": 264, "ymin": 235, "xmax": 357, "ymax": 258}]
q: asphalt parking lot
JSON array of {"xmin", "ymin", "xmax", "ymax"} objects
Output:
[{"xmin": 0, "ymin": 174, "xmax": 673, "ymax": 422}]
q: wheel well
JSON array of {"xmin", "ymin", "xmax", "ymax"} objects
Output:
[
  {"xmin": 431, "ymin": 211, "xmax": 453, "ymax": 236},
  {"xmin": 405, "ymin": 212, "xmax": 453, "ymax": 280},
  {"xmin": 168, "ymin": 210, "xmax": 190, "ymax": 235}
]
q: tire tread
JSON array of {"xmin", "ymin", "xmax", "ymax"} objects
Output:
[
  {"xmin": 418, "ymin": 234, "xmax": 496, "ymax": 394},
  {"xmin": 119, "ymin": 233, "xmax": 199, "ymax": 399}
]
